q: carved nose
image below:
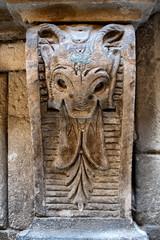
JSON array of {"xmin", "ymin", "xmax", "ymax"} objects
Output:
[
  {"xmin": 71, "ymin": 94, "xmax": 92, "ymax": 110},
  {"xmin": 69, "ymin": 94, "xmax": 74, "ymax": 99},
  {"xmin": 69, "ymin": 94, "xmax": 93, "ymax": 101}
]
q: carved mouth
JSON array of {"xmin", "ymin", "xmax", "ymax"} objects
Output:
[{"xmin": 66, "ymin": 107, "xmax": 96, "ymax": 119}]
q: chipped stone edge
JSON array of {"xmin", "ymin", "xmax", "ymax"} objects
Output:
[
  {"xmin": 26, "ymin": 26, "xmax": 45, "ymax": 216},
  {"xmin": 120, "ymin": 24, "xmax": 136, "ymax": 219}
]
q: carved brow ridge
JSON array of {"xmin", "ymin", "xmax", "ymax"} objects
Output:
[
  {"xmin": 53, "ymin": 65, "xmax": 77, "ymax": 74},
  {"xmin": 83, "ymin": 67, "xmax": 109, "ymax": 77},
  {"xmin": 53, "ymin": 65, "xmax": 67, "ymax": 71}
]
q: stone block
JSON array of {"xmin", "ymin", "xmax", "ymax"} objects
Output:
[
  {"xmin": 17, "ymin": 218, "xmax": 148, "ymax": 240},
  {"xmin": 8, "ymin": 71, "xmax": 34, "ymax": 230},
  {"xmin": 135, "ymin": 13, "xmax": 160, "ymax": 153},
  {"xmin": 142, "ymin": 225, "xmax": 160, "ymax": 240},
  {"xmin": 134, "ymin": 154, "xmax": 160, "ymax": 225},
  {"xmin": 0, "ymin": 229, "xmax": 18, "ymax": 240},
  {"xmin": 0, "ymin": 41, "xmax": 25, "ymax": 71},
  {"xmin": 0, "ymin": 0, "xmax": 25, "ymax": 40},
  {"xmin": 0, "ymin": 21, "xmax": 25, "ymax": 41},
  {"xmin": 0, "ymin": 0, "xmax": 13, "ymax": 21},
  {"xmin": 6, "ymin": 1, "xmax": 156, "ymax": 26},
  {"xmin": 8, "ymin": 71, "xmax": 28, "ymax": 118},
  {"xmin": 0, "ymin": 73, "xmax": 7, "ymax": 116},
  {"xmin": 25, "ymin": 24, "xmax": 136, "ymax": 220},
  {"xmin": 0, "ymin": 74, "xmax": 8, "ymax": 229}
]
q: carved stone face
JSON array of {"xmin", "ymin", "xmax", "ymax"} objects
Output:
[
  {"xmin": 39, "ymin": 24, "xmax": 124, "ymax": 119},
  {"xmin": 37, "ymin": 24, "xmax": 125, "ymax": 209},
  {"xmin": 50, "ymin": 65, "xmax": 110, "ymax": 119}
]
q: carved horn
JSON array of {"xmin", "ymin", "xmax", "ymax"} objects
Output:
[
  {"xmin": 93, "ymin": 24, "xmax": 124, "ymax": 50},
  {"xmin": 38, "ymin": 23, "xmax": 66, "ymax": 42}
]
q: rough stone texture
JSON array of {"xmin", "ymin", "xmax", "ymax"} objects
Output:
[
  {"xmin": 0, "ymin": 41, "xmax": 25, "ymax": 71},
  {"xmin": 135, "ymin": 13, "xmax": 160, "ymax": 153},
  {"xmin": 0, "ymin": 229, "xmax": 18, "ymax": 240},
  {"xmin": 134, "ymin": 154, "xmax": 160, "ymax": 223},
  {"xmin": 0, "ymin": 0, "xmax": 12, "ymax": 21},
  {"xmin": 17, "ymin": 218, "xmax": 148, "ymax": 240},
  {"xmin": 0, "ymin": 1, "xmax": 159, "ymax": 40},
  {"xmin": 5, "ymin": 1, "xmax": 157, "ymax": 29},
  {"xmin": 134, "ymin": 154, "xmax": 160, "ymax": 229},
  {"xmin": 0, "ymin": 0, "xmax": 25, "ymax": 40},
  {"xmin": 23, "ymin": 23, "xmax": 143, "ymax": 239},
  {"xmin": 0, "ymin": 22, "xmax": 25, "ymax": 41},
  {"xmin": 38, "ymin": 23, "xmax": 127, "ymax": 215},
  {"xmin": 134, "ymin": 13, "xmax": 160, "ymax": 238},
  {"xmin": 8, "ymin": 71, "xmax": 28, "ymax": 117},
  {"xmin": 26, "ymin": 23, "xmax": 136, "ymax": 218},
  {"xmin": 142, "ymin": 226, "xmax": 160, "ymax": 240},
  {"xmin": 8, "ymin": 71, "xmax": 34, "ymax": 230},
  {"xmin": 0, "ymin": 74, "xmax": 8, "ymax": 229}
]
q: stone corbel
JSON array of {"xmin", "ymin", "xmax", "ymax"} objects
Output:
[{"xmin": 5, "ymin": 0, "xmax": 158, "ymax": 29}]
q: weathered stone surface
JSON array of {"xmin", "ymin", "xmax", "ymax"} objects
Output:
[
  {"xmin": 142, "ymin": 225, "xmax": 160, "ymax": 240},
  {"xmin": 0, "ymin": 41, "xmax": 25, "ymax": 71},
  {"xmin": 0, "ymin": 0, "xmax": 12, "ymax": 21},
  {"xmin": 6, "ymin": 1, "xmax": 156, "ymax": 27},
  {"xmin": 0, "ymin": 0, "xmax": 25, "ymax": 40},
  {"xmin": 0, "ymin": 74, "xmax": 7, "ymax": 229},
  {"xmin": 26, "ymin": 23, "xmax": 136, "ymax": 218},
  {"xmin": 134, "ymin": 154, "xmax": 160, "ymax": 225},
  {"xmin": 0, "ymin": 0, "xmax": 160, "ymax": 40},
  {"xmin": 24, "ymin": 23, "xmax": 142, "ymax": 239},
  {"xmin": 17, "ymin": 218, "xmax": 148, "ymax": 240},
  {"xmin": 0, "ymin": 229, "xmax": 18, "ymax": 240},
  {"xmin": 0, "ymin": 74, "xmax": 7, "ymax": 116},
  {"xmin": 8, "ymin": 71, "xmax": 28, "ymax": 117},
  {"xmin": 0, "ymin": 22, "xmax": 25, "ymax": 41},
  {"xmin": 135, "ymin": 13, "xmax": 160, "ymax": 153},
  {"xmin": 8, "ymin": 71, "xmax": 34, "ymax": 230}
]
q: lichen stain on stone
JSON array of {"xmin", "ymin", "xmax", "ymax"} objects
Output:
[{"xmin": 8, "ymin": 153, "xmax": 18, "ymax": 162}]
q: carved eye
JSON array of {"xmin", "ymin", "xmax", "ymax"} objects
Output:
[
  {"xmin": 53, "ymin": 73, "xmax": 69, "ymax": 92},
  {"xmin": 57, "ymin": 79, "xmax": 67, "ymax": 89},
  {"xmin": 94, "ymin": 82, "xmax": 105, "ymax": 93}
]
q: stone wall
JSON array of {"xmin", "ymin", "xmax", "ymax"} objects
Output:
[
  {"xmin": 0, "ymin": 7, "xmax": 159, "ymax": 240},
  {"xmin": 134, "ymin": 13, "xmax": 160, "ymax": 240},
  {"xmin": 0, "ymin": 63, "xmax": 34, "ymax": 238}
]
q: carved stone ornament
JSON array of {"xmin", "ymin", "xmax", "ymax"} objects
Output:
[
  {"xmin": 18, "ymin": 23, "xmax": 149, "ymax": 240},
  {"xmin": 38, "ymin": 23, "xmax": 125, "ymax": 211}
]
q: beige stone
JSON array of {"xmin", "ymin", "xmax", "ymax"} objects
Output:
[
  {"xmin": 6, "ymin": 1, "xmax": 156, "ymax": 27},
  {"xmin": 135, "ymin": 13, "xmax": 160, "ymax": 153},
  {"xmin": 8, "ymin": 71, "xmax": 34, "ymax": 230},
  {"xmin": 26, "ymin": 24, "xmax": 136, "ymax": 219},
  {"xmin": 0, "ymin": 74, "xmax": 7, "ymax": 229},
  {"xmin": 8, "ymin": 71, "xmax": 28, "ymax": 117},
  {"xmin": 0, "ymin": 41, "xmax": 25, "ymax": 71},
  {"xmin": 0, "ymin": 21, "xmax": 26, "ymax": 41},
  {"xmin": 135, "ymin": 154, "xmax": 160, "ymax": 225},
  {"xmin": 0, "ymin": 73, "xmax": 7, "ymax": 117},
  {"xmin": 0, "ymin": 0, "xmax": 25, "ymax": 41},
  {"xmin": 0, "ymin": 0, "xmax": 12, "ymax": 21}
]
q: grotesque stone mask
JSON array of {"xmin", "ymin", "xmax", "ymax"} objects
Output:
[
  {"xmin": 38, "ymin": 24, "xmax": 124, "ymax": 209},
  {"xmin": 39, "ymin": 24, "xmax": 124, "ymax": 119}
]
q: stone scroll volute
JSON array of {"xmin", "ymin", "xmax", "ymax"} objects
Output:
[{"xmin": 38, "ymin": 24, "xmax": 124, "ymax": 211}]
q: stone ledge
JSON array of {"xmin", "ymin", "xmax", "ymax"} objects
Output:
[
  {"xmin": 0, "ymin": 1, "xmax": 159, "ymax": 40},
  {"xmin": 17, "ymin": 217, "xmax": 148, "ymax": 240},
  {"xmin": 0, "ymin": 229, "xmax": 18, "ymax": 240},
  {"xmin": 6, "ymin": 1, "xmax": 157, "ymax": 27}
]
